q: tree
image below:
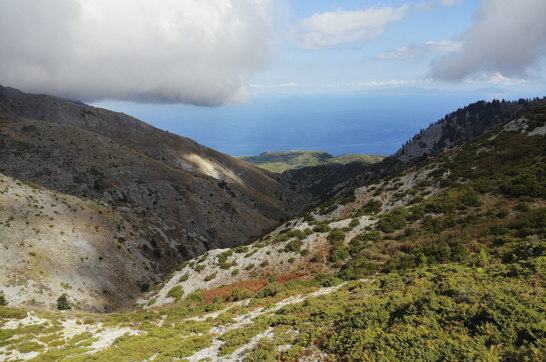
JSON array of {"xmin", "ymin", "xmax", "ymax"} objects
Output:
[{"xmin": 57, "ymin": 293, "xmax": 71, "ymax": 310}]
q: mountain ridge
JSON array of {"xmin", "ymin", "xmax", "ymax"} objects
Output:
[
  {"xmin": 238, "ymin": 150, "xmax": 385, "ymax": 173},
  {"xmin": 279, "ymin": 97, "xmax": 546, "ymax": 203}
]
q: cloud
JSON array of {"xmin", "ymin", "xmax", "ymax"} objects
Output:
[
  {"xmin": 291, "ymin": 5, "xmax": 408, "ymax": 49},
  {"xmin": 464, "ymin": 73, "xmax": 527, "ymax": 85},
  {"xmin": 0, "ymin": 0, "xmax": 272, "ymax": 106},
  {"xmin": 430, "ymin": 0, "xmax": 546, "ymax": 81},
  {"xmin": 375, "ymin": 40, "xmax": 462, "ymax": 60},
  {"xmin": 341, "ymin": 79, "xmax": 432, "ymax": 88},
  {"xmin": 416, "ymin": 0, "xmax": 464, "ymax": 11},
  {"xmin": 278, "ymin": 82, "xmax": 297, "ymax": 87}
]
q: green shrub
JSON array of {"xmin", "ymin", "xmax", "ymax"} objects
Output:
[
  {"xmin": 458, "ymin": 187, "xmax": 482, "ymax": 207},
  {"xmin": 313, "ymin": 224, "xmax": 331, "ymax": 233},
  {"xmin": 0, "ymin": 329, "xmax": 14, "ymax": 341},
  {"xmin": 425, "ymin": 193, "xmax": 457, "ymax": 214},
  {"xmin": 378, "ymin": 207, "xmax": 409, "ymax": 233},
  {"xmin": 359, "ymin": 199, "xmax": 382, "ymax": 215},
  {"xmin": 205, "ymin": 296, "xmax": 224, "ymax": 312},
  {"xmin": 423, "ymin": 216, "xmax": 445, "ymax": 234},
  {"xmin": 500, "ymin": 173, "xmax": 543, "ymax": 197},
  {"xmin": 329, "ymin": 243, "xmax": 349, "ymax": 263},
  {"xmin": 229, "ymin": 288, "xmax": 254, "ymax": 302},
  {"xmin": 337, "ymin": 256, "xmax": 377, "ymax": 280},
  {"xmin": 179, "ymin": 273, "xmax": 189, "ymax": 282},
  {"xmin": 255, "ymin": 283, "xmax": 283, "ymax": 298},
  {"xmin": 166, "ymin": 286, "xmax": 184, "ymax": 302},
  {"xmin": 327, "ymin": 229, "xmax": 346, "ymax": 244},
  {"xmin": 349, "ymin": 219, "xmax": 360, "ymax": 228},
  {"xmin": 285, "ymin": 229, "xmax": 307, "ymax": 240},
  {"xmin": 204, "ymin": 273, "xmax": 217, "ymax": 282},
  {"xmin": 217, "ymin": 250, "xmax": 234, "ymax": 264},
  {"xmin": 361, "ymin": 230, "xmax": 382, "ymax": 242},
  {"xmin": 284, "ymin": 239, "xmax": 302, "ymax": 253}
]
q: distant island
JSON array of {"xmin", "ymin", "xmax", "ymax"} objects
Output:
[{"xmin": 238, "ymin": 150, "xmax": 386, "ymax": 173}]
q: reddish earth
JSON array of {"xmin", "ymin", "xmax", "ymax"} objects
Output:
[{"xmin": 202, "ymin": 272, "xmax": 307, "ymax": 302}]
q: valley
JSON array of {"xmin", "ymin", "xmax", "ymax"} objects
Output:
[{"xmin": 0, "ymin": 90, "xmax": 545, "ymax": 361}]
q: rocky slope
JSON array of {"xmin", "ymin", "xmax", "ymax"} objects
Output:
[
  {"xmin": 0, "ymin": 172, "xmax": 209, "ymax": 312},
  {"xmin": 0, "ymin": 86, "xmax": 306, "ymax": 250}
]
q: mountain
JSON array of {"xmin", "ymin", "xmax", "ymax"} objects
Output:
[
  {"xmin": 0, "ymin": 85, "xmax": 306, "ymax": 248},
  {"xmin": 238, "ymin": 150, "xmax": 385, "ymax": 173},
  {"xmin": 279, "ymin": 97, "xmax": 546, "ymax": 203},
  {"xmin": 0, "ymin": 96, "xmax": 544, "ymax": 360},
  {"xmin": 0, "ymin": 85, "xmax": 307, "ymax": 311}
]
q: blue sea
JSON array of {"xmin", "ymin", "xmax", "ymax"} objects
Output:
[{"xmin": 94, "ymin": 88, "xmax": 524, "ymax": 157}]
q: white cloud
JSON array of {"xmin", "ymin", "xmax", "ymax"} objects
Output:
[
  {"xmin": 430, "ymin": 0, "xmax": 546, "ymax": 81},
  {"xmin": 278, "ymin": 82, "xmax": 297, "ymax": 87},
  {"xmin": 291, "ymin": 5, "xmax": 408, "ymax": 49},
  {"xmin": 0, "ymin": 0, "xmax": 273, "ymax": 106},
  {"xmin": 327, "ymin": 79, "xmax": 433, "ymax": 88},
  {"xmin": 464, "ymin": 73, "xmax": 527, "ymax": 85},
  {"xmin": 375, "ymin": 40, "xmax": 462, "ymax": 60},
  {"xmin": 416, "ymin": 0, "xmax": 464, "ymax": 11}
]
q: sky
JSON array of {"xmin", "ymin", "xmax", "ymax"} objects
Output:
[{"xmin": 1, "ymin": 0, "xmax": 545, "ymax": 155}]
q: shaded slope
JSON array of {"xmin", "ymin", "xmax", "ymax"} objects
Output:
[{"xmin": 0, "ymin": 86, "xmax": 306, "ymax": 248}]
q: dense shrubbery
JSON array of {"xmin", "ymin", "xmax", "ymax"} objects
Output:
[
  {"xmin": 328, "ymin": 243, "xmax": 349, "ymax": 263},
  {"xmin": 313, "ymin": 224, "xmax": 331, "ymax": 233},
  {"xmin": 358, "ymin": 199, "xmax": 382, "ymax": 215},
  {"xmin": 377, "ymin": 207, "xmax": 409, "ymax": 233},
  {"xmin": 321, "ymin": 266, "xmax": 546, "ymax": 361},
  {"xmin": 256, "ymin": 261, "xmax": 545, "ymax": 361},
  {"xmin": 501, "ymin": 172, "xmax": 544, "ymax": 197},
  {"xmin": 327, "ymin": 229, "xmax": 345, "ymax": 243}
]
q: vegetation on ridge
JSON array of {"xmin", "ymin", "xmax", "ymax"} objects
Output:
[{"xmin": 239, "ymin": 150, "xmax": 385, "ymax": 173}]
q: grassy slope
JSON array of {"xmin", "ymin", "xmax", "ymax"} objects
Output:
[
  {"xmin": 239, "ymin": 150, "xmax": 386, "ymax": 173},
  {"xmin": 0, "ymin": 106, "xmax": 544, "ymax": 361}
]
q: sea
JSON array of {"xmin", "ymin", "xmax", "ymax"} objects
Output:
[{"xmin": 93, "ymin": 88, "xmax": 524, "ymax": 157}]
